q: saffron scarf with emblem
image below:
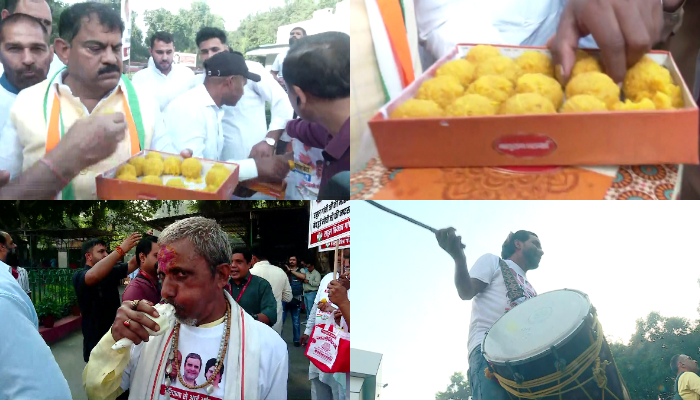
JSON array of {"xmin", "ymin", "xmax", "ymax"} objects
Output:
[{"xmin": 42, "ymin": 67, "xmax": 146, "ymax": 200}]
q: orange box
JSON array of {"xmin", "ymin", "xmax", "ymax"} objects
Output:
[
  {"xmin": 369, "ymin": 44, "xmax": 699, "ymax": 168},
  {"xmin": 241, "ymin": 180, "xmax": 288, "ymax": 199},
  {"xmin": 96, "ymin": 150, "xmax": 240, "ymax": 200}
]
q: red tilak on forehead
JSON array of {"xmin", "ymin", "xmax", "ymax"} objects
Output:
[{"xmin": 158, "ymin": 245, "xmax": 177, "ymax": 274}]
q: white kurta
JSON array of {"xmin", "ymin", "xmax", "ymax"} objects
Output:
[
  {"xmin": 163, "ymin": 84, "xmax": 260, "ymax": 181},
  {"xmin": 131, "ymin": 63, "xmax": 195, "ymax": 111},
  {"xmin": 250, "ymin": 261, "xmax": 293, "ymax": 335}
]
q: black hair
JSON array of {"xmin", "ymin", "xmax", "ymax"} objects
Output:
[
  {"xmin": 82, "ymin": 238, "xmax": 107, "ymax": 265},
  {"xmin": 150, "ymin": 31, "xmax": 173, "ymax": 48},
  {"xmin": 671, "ymin": 354, "xmax": 681, "ymax": 375},
  {"xmin": 501, "ymin": 231, "xmax": 538, "ymax": 259},
  {"xmin": 205, "ymin": 358, "xmax": 224, "ymax": 376},
  {"xmin": 232, "ymin": 246, "xmax": 252, "ymax": 264},
  {"xmin": 283, "ymin": 31, "xmax": 349, "ymax": 100},
  {"xmin": 0, "ymin": 13, "xmax": 48, "ymax": 43},
  {"xmin": 0, "ymin": 232, "xmax": 5, "ymax": 246},
  {"xmin": 195, "ymin": 26, "xmax": 226, "ymax": 47},
  {"xmin": 185, "ymin": 353, "xmax": 202, "ymax": 367},
  {"xmin": 250, "ymin": 242, "xmax": 269, "ymax": 261},
  {"xmin": 135, "ymin": 235, "xmax": 158, "ymax": 267},
  {"xmin": 290, "ymin": 26, "xmax": 306, "ymax": 36},
  {"xmin": 58, "ymin": 2, "xmax": 124, "ymax": 44}
]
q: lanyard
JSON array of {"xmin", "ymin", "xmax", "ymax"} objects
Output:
[
  {"xmin": 235, "ymin": 274, "xmax": 253, "ymax": 303},
  {"xmin": 42, "ymin": 67, "xmax": 146, "ymax": 200},
  {"xmin": 137, "ymin": 270, "xmax": 159, "ymax": 293}
]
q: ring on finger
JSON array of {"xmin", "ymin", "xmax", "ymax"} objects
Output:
[
  {"xmin": 124, "ymin": 319, "xmax": 131, "ymax": 327},
  {"xmin": 130, "ymin": 299, "xmax": 140, "ymax": 310}
]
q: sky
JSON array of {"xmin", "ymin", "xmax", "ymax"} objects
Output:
[
  {"xmin": 353, "ymin": 201, "xmax": 700, "ymax": 400},
  {"xmin": 131, "ymin": 0, "xmax": 286, "ymax": 34}
]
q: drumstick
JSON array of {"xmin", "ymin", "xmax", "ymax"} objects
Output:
[{"xmin": 366, "ymin": 200, "xmax": 466, "ymax": 248}]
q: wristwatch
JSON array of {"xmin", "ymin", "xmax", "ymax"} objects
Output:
[{"xmin": 265, "ymin": 137, "xmax": 276, "ymax": 147}]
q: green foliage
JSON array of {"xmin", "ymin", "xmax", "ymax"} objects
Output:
[
  {"xmin": 135, "ymin": 0, "xmax": 341, "ymax": 65},
  {"xmin": 130, "ymin": 10, "xmax": 150, "ymax": 62},
  {"xmin": 436, "ymin": 372, "xmax": 471, "ymax": 400},
  {"xmin": 187, "ymin": 200, "xmax": 306, "ymax": 214},
  {"xmin": 0, "ymin": 200, "xmax": 183, "ymax": 252},
  {"xmin": 229, "ymin": 0, "xmax": 341, "ymax": 55},
  {"xmin": 35, "ymin": 297, "xmax": 63, "ymax": 319},
  {"xmin": 609, "ymin": 311, "xmax": 700, "ymax": 400},
  {"xmin": 142, "ymin": 1, "xmax": 225, "ymax": 55}
]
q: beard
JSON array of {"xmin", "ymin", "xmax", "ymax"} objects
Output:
[
  {"xmin": 156, "ymin": 60, "xmax": 172, "ymax": 73},
  {"xmin": 164, "ymin": 299, "xmax": 197, "ymax": 326},
  {"xmin": 524, "ymin": 247, "xmax": 541, "ymax": 269}
]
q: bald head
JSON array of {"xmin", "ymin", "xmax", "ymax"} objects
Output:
[
  {"xmin": 671, "ymin": 354, "xmax": 699, "ymax": 375},
  {"xmin": 2, "ymin": 0, "xmax": 52, "ymax": 36}
]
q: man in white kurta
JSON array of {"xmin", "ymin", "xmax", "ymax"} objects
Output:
[
  {"xmin": 83, "ymin": 216, "xmax": 288, "ymax": 400},
  {"xmin": 130, "ymin": 31, "xmax": 194, "ymax": 109},
  {"xmin": 249, "ymin": 245, "xmax": 292, "ymax": 335}
]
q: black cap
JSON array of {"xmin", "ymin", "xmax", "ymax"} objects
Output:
[{"xmin": 204, "ymin": 51, "xmax": 260, "ymax": 82}]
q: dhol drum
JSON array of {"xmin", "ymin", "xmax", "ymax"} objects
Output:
[{"xmin": 482, "ymin": 289, "xmax": 631, "ymax": 400}]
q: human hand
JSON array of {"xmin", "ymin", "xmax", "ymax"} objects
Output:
[
  {"xmin": 248, "ymin": 140, "xmax": 275, "ymax": 159},
  {"xmin": 328, "ymin": 280, "xmax": 349, "ymax": 307},
  {"xmin": 435, "ymin": 228, "xmax": 466, "ymax": 262},
  {"xmin": 120, "ymin": 233, "xmax": 142, "ymax": 253},
  {"xmin": 550, "ymin": 0, "xmax": 664, "ymax": 83},
  {"xmin": 111, "ymin": 300, "xmax": 160, "ymax": 344},
  {"xmin": 255, "ymin": 153, "xmax": 293, "ymax": 183},
  {"xmin": 0, "ymin": 170, "xmax": 9, "ymax": 188},
  {"xmin": 50, "ymin": 113, "xmax": 127, "ymax": 175},
  {"xmin": 300, "ymin": 334, "xmax": 309, "ymax": 346}
]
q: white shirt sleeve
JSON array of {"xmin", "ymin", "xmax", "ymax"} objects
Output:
[
  {"xmin": 149, "ymin": 100, "xmax": 178, "ymax": 154},
  {"xmin": 164, "ymin": 101, "xmax": 208, "ymax": 158},
  {"xmin": 271, "ymin": 54, "xmax": 282, "ymax": 73},
  {"xmin": 224, "ymin": 158, "xmax": 258, "ymax": 181},
  {"xmin": 157, "ymin": 74, "xmax": 202, "ymax": 112},
  {"xmin": 282, "ymin": 277, "xmax": 293, "ymax": 303},
  {"xmin": 258, "ymin": 326, "xmax": 289, "ymax": 400},
  {"xmin": 468, "ymin": 253, "xmax": 498, "ymax": 284},
  {"xmin": 304, "ymin": 301, "xmax": 317, "ymax": 336},
  {"xmin": 252, "ymin": 71, "xmax": 293, "ymax": 133},
  {"xmin": 0, "ymin": 118, "xmax": 24, "ymax": 179},
  {"xmin": 120, "ymin": 340, "xmax": 144, "ymax": 391}
]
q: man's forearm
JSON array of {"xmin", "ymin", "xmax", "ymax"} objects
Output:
[
  {"xmin": 257, "ymin": 313, "xmax": 272, "ymax": 326},
  {"xmin": 291, "ymin": 270, "xmax": 306, "ymax": 280},
  {"xmin": 454, "ymin": 257, "xmax": 473, "ymax": 300},
  {"xmin": 85, "ymin": 251, "xmax": 123, "ymax": 286},
  {"xmin": 0, "ymin": 153, "xmax": 78, "ymax": 199}
]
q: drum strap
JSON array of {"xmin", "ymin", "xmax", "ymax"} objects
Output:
[{"xmin": 498, "ymin": 258, "xmax": 527, "ymax": 306}]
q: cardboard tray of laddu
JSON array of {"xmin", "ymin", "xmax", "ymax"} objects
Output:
[
  {"xmin": 95, "ymin": 150, "xmax": 240, "ymax": 200},
  {"xmin": 240, "ymin": 180, "xmax": 288, "ymax": 199},
  {"xmin": 369, "ymin": 44, "xmax": 699, "ymax": 168}
]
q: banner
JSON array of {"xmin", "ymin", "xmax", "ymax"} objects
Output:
[
  {"xmin": 121, "ymin": 0, "xmax": 131, "ymax": 61},
  {"xmin": 174, "ymin": 52, "xmax": 197, "ymax": 68},
  {"xmin": 319, "ymin": 236, "xmax": 349, "ymax": 252},
  {"xmin": 308, "ymin": 200, "xmax": 350, "ymax": 248}
]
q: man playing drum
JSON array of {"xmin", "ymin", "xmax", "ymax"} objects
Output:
[{"xmin": 435, "ymin": 229, "xmax": 543, "ymax": 400}]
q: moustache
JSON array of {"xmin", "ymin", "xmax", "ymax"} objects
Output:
[{"xmin": 98, "ymin": 64, "xmax": 120, "ymax": 75}]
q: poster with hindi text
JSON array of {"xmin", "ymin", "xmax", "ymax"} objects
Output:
[{"xmin": 308, "ymin": 201, "xmax": 350, "ymax": 249}]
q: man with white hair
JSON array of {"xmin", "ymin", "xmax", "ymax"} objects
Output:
[{"xmin": 83, "ymin": 216, "xmax": 289, "ymax": 400}]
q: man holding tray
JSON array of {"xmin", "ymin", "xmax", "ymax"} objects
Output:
[
  {"xmin": 435, "ymin": 228, "xmax": 542, "ymax": 400},
  {"xmin": 0, "ymin": 2, "xmax": 186, "ymax": 200}
]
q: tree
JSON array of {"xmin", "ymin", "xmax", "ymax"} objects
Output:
[
  {"xmin": 46, "ymin": 0, "xmax": 67, "ymax": 42},
  {"xmin": 436, "ymin": 372, "xmax": 471, "ymax": 400},
  {"xmin": 609, "ymin": 312, "xmax": 700, "ymax": 400},
  {"xmin": 130, "ymin": 10, "xmax": 150, "ymax": 62},
  {"xmin": 187, "ymin": 200, "xmax": 306, "ymax": 214},
  {"xmin": 228, "ymin": 0, "xmax": 342, "ymax": 56},
  {"xmin": 143, "ymin": 2, "xmax": 225, "ymax": 54},
  {"xmin": 0, "ymin": 201, "xmax": 183, "ymax": 251}
]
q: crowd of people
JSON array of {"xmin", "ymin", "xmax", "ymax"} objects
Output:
[
  {"xmin": 0, "ymin": 0, "xmax": 350, "ymax": 200},
  {"xmin": 0, "ymin": 216, "xmax": 350, "ymax": 400}
]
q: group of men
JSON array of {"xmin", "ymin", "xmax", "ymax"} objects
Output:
[
  {"xmin": 64, "ymin": 216, "xmax": 347, "ymax": 400},
  {"xmin": 0, "ymin": 215, "xmax": 349, "ymax": 399},
  {"xmin": 0, "ymin": 0, "xmax": 350, "ymax": 200}
]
